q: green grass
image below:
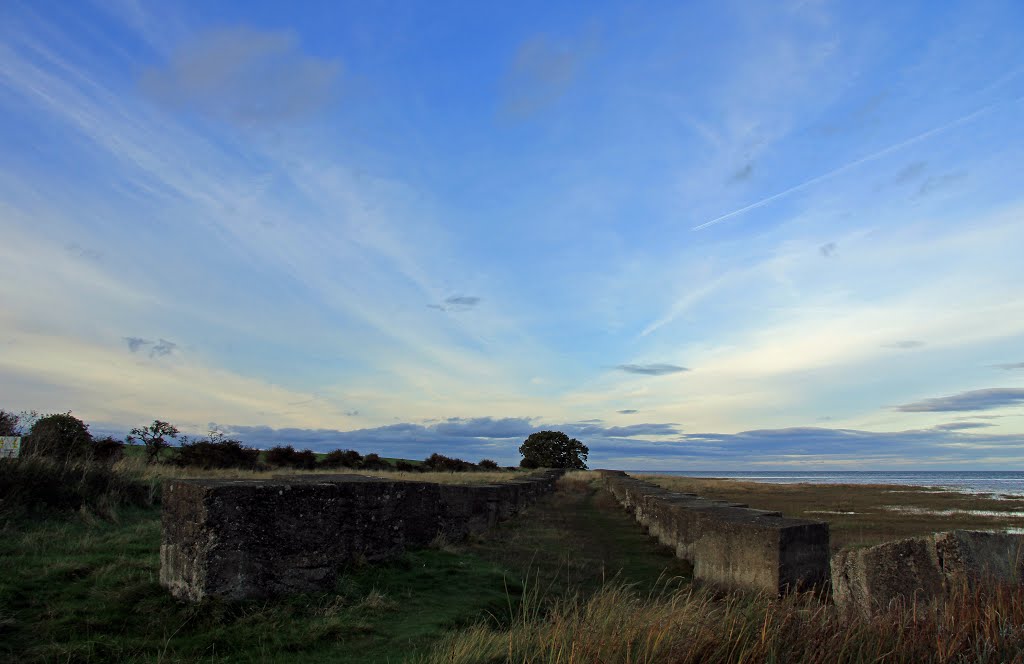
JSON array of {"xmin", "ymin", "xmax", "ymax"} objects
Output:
[
  {"xmin": 12, "ymin": 471, "xmax": 1024, "ymax": 663},
  {"xmin": 467, "ymin": 475, "xmax": 690, "ymax": 596},
  {"xmin": 0, "ymin": 474, "xmax": 688, "ymax": 663},
  {"xmin": 0, "ymin": 507, "xmax": 521, "ymax": 663}
]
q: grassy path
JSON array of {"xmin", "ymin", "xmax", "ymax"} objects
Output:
[
  {"xmin": 467, "ymin": 478, "xmax": 691, "ymax": 595},
  {"xmin": 0, "ymin": 477, "xmax": 686, "ymax": 663}
]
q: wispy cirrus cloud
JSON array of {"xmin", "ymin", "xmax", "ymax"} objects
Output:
[
  {"xmin": 917, "ymin": 171, "xmax": 967, "ymax": 197},
  {"xmin": 890, "ymin": 160, "xmax": 927, "ymax": 186},
  {"xmin": 932, "ymin": 422, "xmax": 995, "ymax": 431},
  {"xmin": 882, "ymin": 340, "xmax": 925, "ymax": 350},
  {"xmin": 123, "ymin": 336, "xmax": 177, "ymax": 357},
  {"xmin": 692, "ymin": 100, "xmax": 1005, "ymax": 231},
  {"xmin": 896, "ymin": 388, "xmax": 1024, "ymax": 412},
  {"xmin": 615, "ymin": 363, "xmax": 688, "ymax": 376},
  {"xmin": 124, "ymin": 337, "xmax": 151, "ymax": 352},
  {"xmin": 428, "ymin": 295, "xmax": 481, "ymax": 312},
  {"xmin": 150, "ymin": 338, "xmax": 178, "ymax": 357}
]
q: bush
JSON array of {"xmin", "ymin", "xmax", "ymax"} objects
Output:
[
  {"xmin": 92, "ymin": 436, "xmax": 126, "ymax": 465},
  {"xmin": 423, "ymin": 453, "xmax": 472, "ymax": 472},
  {"xmin": 395, "ymin": 460, "xmax": 420, "ymax": 472},
  {"xmin": 294, "ymin": 449, "xmax": 317, "ymax": 470},
  {"xmin": 362, "ymin": 453, "xmax": 391, "ymax": 470},
  {"xmin": 264, "ymin": 445, "xmax": 317, "ymax": 470},
  {"xmin": 519, "ymin": 457, "xmax": 539, "ymax": 469},
  {"xmin": 320, "ymin": 449, "xmax": 363, "ymax": 469},
  {"xmin": 23, "ymin": 412, "xmax": 93, "ymax": 463},
  {"xmin": 478, "ymin": 459, "xmax": 499, "ymax": 470},
  {"xmin": 0, "ymin": 456, "xmax": 157, "ymax": 517},
  {"xmin": 175, "ymin": 438, "xmax": 260, "ymax": 469}
]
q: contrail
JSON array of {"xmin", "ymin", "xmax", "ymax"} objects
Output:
[{"xmin": 692, "ymin": 99, "xmax": 1010, "ymax": 231}]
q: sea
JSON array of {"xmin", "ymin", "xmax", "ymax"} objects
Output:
[{"xmin": 628, "ymin": 471, "xmax": 1024, "ymax": 498}]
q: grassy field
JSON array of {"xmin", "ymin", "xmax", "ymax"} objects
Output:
[
  {"xmin": 4, "ymin": 469, "xmax": 1024, "ymax": 663},
  {"xmin": 0, "ymin": 472, "xmax": 682, "ymax": 663},
  {"xmin": 122, "ymin": 455, "xmax": 524, "ymax": 485}
]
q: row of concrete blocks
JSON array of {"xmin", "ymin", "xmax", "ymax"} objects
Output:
[
  {"xmin": 160, "ymin": 470, "xmax": 564, "ymax": 602},
  {"xmin": 598, "ymin": 471, "xmax": 831, "ymax": 594}
]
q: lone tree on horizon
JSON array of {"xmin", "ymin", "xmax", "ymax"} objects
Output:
[
  {"xmin": 127, "ymin": 419, "xmax": 179, "ymax": 463},
  {"xmin": 519, "ymin": 430, "xmax": 589, "ymax": 469}
]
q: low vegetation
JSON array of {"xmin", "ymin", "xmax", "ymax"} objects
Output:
[
  {"xmin": 425, "ymin": 576, "xmax": 1024, "ymax": 663},
  {"xmin": 0, "ymin": 409, "xmax": 529, "ymax": 519},
  {"xmin": 6, "ymin": 407, "xmax": 1024, "ymax": 662}
]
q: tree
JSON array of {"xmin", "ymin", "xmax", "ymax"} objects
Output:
[
  {"xmin": 518, "ymin": 430, "xmax": 589, "ymax": 469},
  {"xmin": 24, "ymin": 412, "xmax": 93, "ymax": 462},
  {"xmin": 92, "ymin": 436, "xmax": 126, "ymax": 464},
  {"xmin": 423, "ymin": 453, "xmax": 470, "ymax": 472},
  {"xmin": 0, "ymin": 410, "xmax": 20, "ymax": 436},
  {"xmin": 361, "ymin": 453, "xmax": 389, "ymax": 470},
  {"xmin": 127, "ymin": 420, "xmax": 180, "ymax": 464},
  {"xmin": 174, "ymin": 429, "xmax": 259, "ymax": 469},
  {"xmin": 320, "ymin": 449, "xmax": 363, "ymax": 469}
]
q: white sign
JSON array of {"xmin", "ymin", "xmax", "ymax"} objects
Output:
[{"xmin": 0, "ymin": 437, "xmax": 21, "ymax": 459}]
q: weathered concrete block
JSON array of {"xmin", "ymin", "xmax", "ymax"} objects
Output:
[
  {"xmin": 161, "ymin": 470, "xmax": 563, "ymax": 602},
  {"xmin": 600, "ymin": 473, "xmax": 829, "ymax": 594},
  {"xmin": 832, "ymin": 530, "xmax": 1024, "ymax": 616},
  {"xmin": 690, "ymin": 510, "xmax": 829, "ymax": 593}
]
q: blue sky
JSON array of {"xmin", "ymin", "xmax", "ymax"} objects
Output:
[{"xmin": 2, "ymin": 0, "xmax": 1023, "ymax": 469}]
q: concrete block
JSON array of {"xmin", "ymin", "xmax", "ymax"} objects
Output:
[
  {"xmin": 832, "ymin": 530, "xmax": 1024, "ymax": 616},
  {"xmin": 600, "ymin": 473, "xmax": 830, "ymax": 594},
  {"xmin": 161, "ymin": 470, "xmax": 563, "ymax": 602}
]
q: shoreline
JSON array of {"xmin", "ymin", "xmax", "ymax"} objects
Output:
[{"xmin": 627, "ymin": 470, "xmax": 1024, "ymax": 500}]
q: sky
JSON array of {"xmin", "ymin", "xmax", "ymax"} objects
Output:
[{"xmin": 1, "ymin": 0, "xmax": 1023, "ymax": 469}]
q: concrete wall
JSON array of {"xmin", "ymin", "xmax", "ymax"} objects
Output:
[
  {"xmin": 598, "ymin": 471, "xmax": 830, "ymax": 594},
  {"xmin": 160, "ymin": 470, "xmax": 563, "ymax": 602},
  {"xmin": 832, "ymin": 530, "xmax": 1024, "ymax": 616}
]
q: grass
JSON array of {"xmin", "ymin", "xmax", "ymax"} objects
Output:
[
  {"xmin": 0, "ymin": 505, "xmax": 521, "ymax": 663},
  {"xmin": 424, "ymin": 576, "xmax": 1024, "ymax": 663},
  {"xmin": 423, "ymin": 473, "xmax": 1024, "ymax": 664},
  {"xmin": 7, "ymin": 468, "xmax": 1024, "ymax": 663},
  {"xmin": 0, "ymin": 456, "xmax": 160, "ymax": 519},
  {"xmin": 635, "ymin": 474, "xmax": 1024, "ymax": 551},
  {"xmin": 0, "ymin": 470, "xmax": 685, "ymax": 663},
  {"xmin": 115, "ymin": 455, "xmax": 522, "ymax": 485},
  {"xmin": 466, "ymin": 471, "xmax": 691, "ymax": 596}
]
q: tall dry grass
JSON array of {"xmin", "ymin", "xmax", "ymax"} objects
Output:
[
  {"xmin": 424, "ymin": 578, "xmax": 1024, "ymax": 664},
  {"xmin": 556, "ymin": 470, "xmax": 600, "ymax": 493},
  {"xmin": 118, "ymin": 456, "xmax": 528, "ymax": 485},
  {"xmin": 0, "ymin": 456, "xmax": 159, "ymax": 518}
]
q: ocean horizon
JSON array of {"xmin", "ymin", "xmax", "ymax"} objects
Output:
[{"xmin": 626, "ymin": 470, "xmax": 1024, "ymax": 497}]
